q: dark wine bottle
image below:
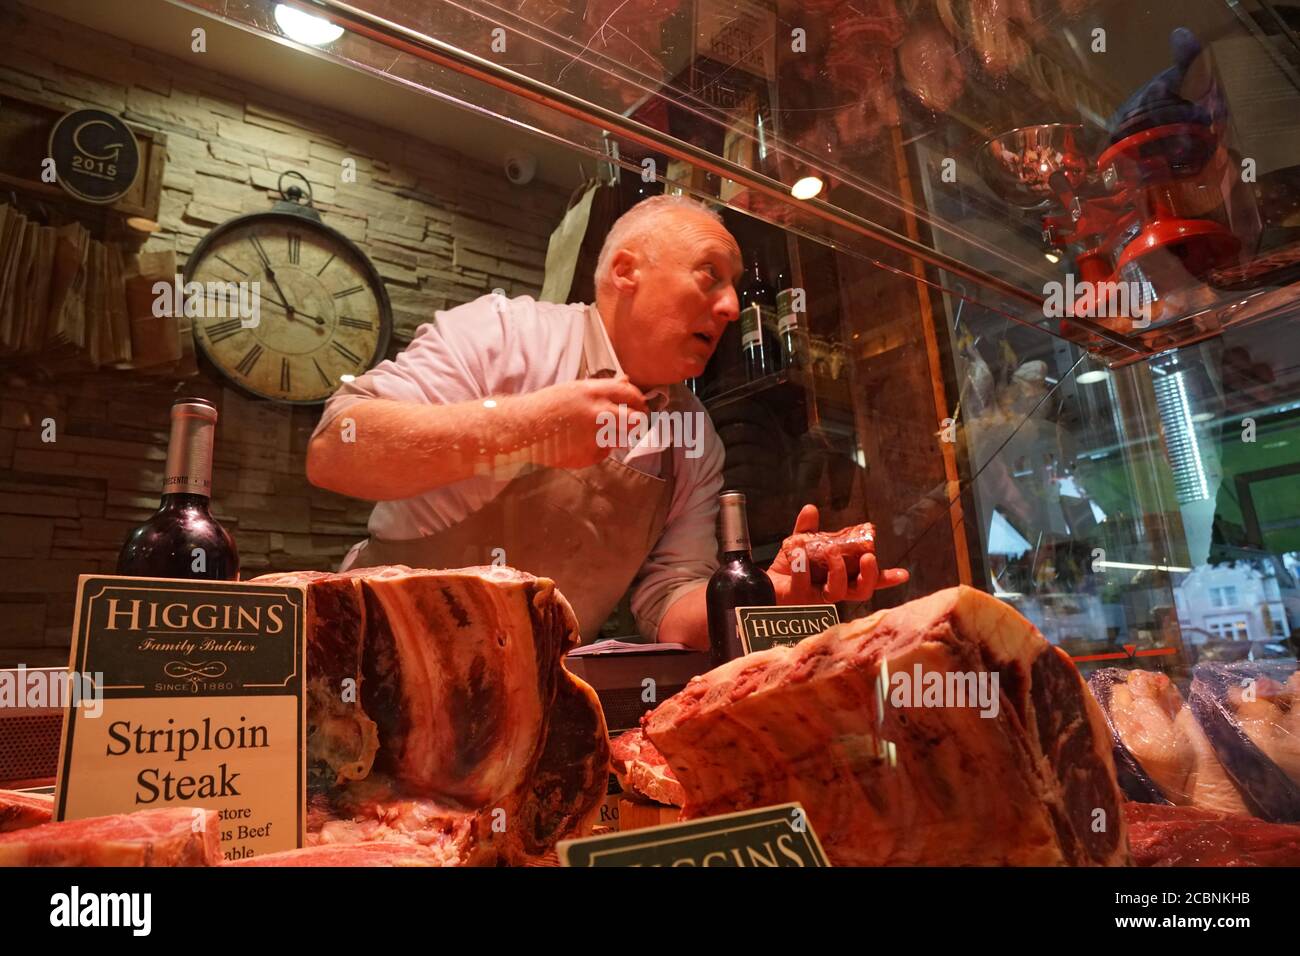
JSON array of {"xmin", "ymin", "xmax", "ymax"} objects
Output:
[
  {"xmin": 116, "ymin": 397, "xmax": 239, "ymax": 580},
  {"xmin": 739, "ymin": 246, "xmax": 775, "ymax": 380},
  {"xmin": 706, "ymin": 491, "xmax": 776, "ymax": 667}
]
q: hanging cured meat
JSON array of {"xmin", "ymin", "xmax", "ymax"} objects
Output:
[{"xmin": 899, "ymin": 21, "xmax": 967, "ymax": 113}]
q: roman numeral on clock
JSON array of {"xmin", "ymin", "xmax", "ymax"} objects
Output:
[
  {"xmin": 235, "ymin": 344, "xmax": 264, "ymax": 376},
  {"xmin": 339, "ymin": 317, "xmax": 372, "ymax": 330},
  {"xmin": 315, "ymin": 253, "xmax": 335, "ymax": 277},
  {"xmin": 288, "ymin": 232, "xmax": 301, "ymax": 265},
  {"xmin": 333, "ymin": 285, "xmax": 365, "ymax": 299},
  {"xmin": 207, "ymin": 318, "xmax": 244, "ymax": 343},
  {"xmin": 280, "ymin": 358, "xmax": 291, "ymax": 392},
  {"xmin": 331, "ymin": 341, "xmax": 363, "ymax": 365},
  {"xmin": 313, "ymin": 358, "xmax": 331, "ymax": 388}
]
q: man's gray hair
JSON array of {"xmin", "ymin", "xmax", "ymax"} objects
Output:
[{"xmin": 594, "ymin": 194, "xmax": 723, "ymax": 287}]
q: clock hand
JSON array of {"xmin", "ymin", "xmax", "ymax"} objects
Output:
[
  {"xmin": 262, "ymin": 267, "xmax": 296, "ymax": 318},
  {"xmin": 262, "ymin": 296, "xmax": 328, "ymax": 327}
]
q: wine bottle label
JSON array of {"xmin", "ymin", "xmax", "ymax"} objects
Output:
[
  {"xmin": 740, "ymin": 304, "xmax": 768, "ymax": 349},
  {"xmin": 777, "ymin": 288, "xmax": 801, "ymax": 335}
]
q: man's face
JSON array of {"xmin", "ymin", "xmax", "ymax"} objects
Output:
[{"xmin": 607, "ymin": 210, "xmax": 742, "ymax": 388}]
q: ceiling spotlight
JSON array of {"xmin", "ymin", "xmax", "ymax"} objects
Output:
[
  {"xmin": 274, "ymin": 4, "xmax": 345, "ymax": 46},
  {"xmin": 339, "ymin": 374, "xmax": 356, "ymax": 383},
  {"xmin": 791, "ymin": 176, "xmax": 824, "ymax": 200},
  {"xmin": 1076, "ymin": 369, "xmax": 1110, "ymax": 385},
  {"xmin": 1044, "ymin": 252, "xmax": 1060, "ymax": 264}
]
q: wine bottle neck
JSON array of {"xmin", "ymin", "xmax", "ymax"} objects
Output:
[
  {"xmin": 158, "ymin": 492, "xmax": 211, "ymax": 509},
  {"xmin": 163, "ymin": 406, "xmax": 216, "ymax": 497},
  {"xmin": 718, "ymin": 494, "xmax": 752, "ymax": 552}
]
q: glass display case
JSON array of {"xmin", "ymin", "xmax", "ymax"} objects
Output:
[{"xmin": 192, "ymin": 0, "xmax": 1300, "ymax": 667}]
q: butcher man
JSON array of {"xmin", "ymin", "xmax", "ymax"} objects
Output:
[{"xmin": 306, "ymin": 194, "xmax": 908, "ymax": 647}]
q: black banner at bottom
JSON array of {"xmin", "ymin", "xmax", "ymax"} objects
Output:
[{"xmin": 0, "ymin": 865, "xmax": 1287, "ymax": 942}]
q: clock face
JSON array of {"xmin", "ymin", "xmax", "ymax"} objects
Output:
[{"xmin": 187, "ymin": 213, "xmax": 390, "ymax": 403}]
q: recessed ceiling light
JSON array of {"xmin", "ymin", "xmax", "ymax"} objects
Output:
[
  {"xmin": 791, "ymin": 176, "xmax": 824, "ymax": 200},
  {"xmin": 339, "ymin": 374, "xmax": 356, "ymax": 383},
  {"xmin": 274, "ymin": 4, "xmax": 345, "ymax": 46},
  {"xmin": 1076, "ymin": 369, "xmax": 1109, "ymax": 385},
  {"xmin": 1044, "ymin": 252, "xmax": 1060, "ymax": 263}
]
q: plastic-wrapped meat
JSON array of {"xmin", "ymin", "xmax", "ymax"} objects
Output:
[
  {"xmin": 1087, "ymin": 668, "xmax": 1250, "ymax": 815},
  {"xmin": 899, "ymin": 22, "xmax": 966, "ymax": 112},
  {"xmin": 1190, "ymin": 662, "xmax": 1300, "ymax": 822}
]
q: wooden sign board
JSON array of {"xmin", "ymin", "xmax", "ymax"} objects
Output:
[
  {"xmin": 735, "ymin": 604, "xmax": 840, "ymax": 654},
  {"xmin": 55, "ymin": 575, "xmax": 306, "ymax": 862},
  {"xmin": 558, "ymin": 801, "xmax": 828, "ymax": 867}
]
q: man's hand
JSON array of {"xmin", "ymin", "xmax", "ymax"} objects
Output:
[
  {"xmin": 520, "ymin": 375, "xmax": 649, "ymax": 470},
  {"xmin": 768, "ymin": 504, "xmax": 910, "ymax": 605}
]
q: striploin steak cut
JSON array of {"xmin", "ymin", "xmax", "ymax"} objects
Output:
[
  {"xmin": 644, "ymin": 586, "xmax": 1129, "ymax": 866},
  {"xmin": 253, "ymin": 564, "xmax": 609, "ymax": 865},
  {"xmin": 0, "ymin": 807, "xmax": 221, "ymax": 866}
]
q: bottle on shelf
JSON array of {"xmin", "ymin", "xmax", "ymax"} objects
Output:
[
  {"xmin": 777, "ymin": 277, "xmax": 811, "ymax": 371},
  {"xmin": 706, "ymin": 491, "xmax": 777, "ymax": 667},
  {"xmin": 117, "ymin": 397, "xmax": 240, "ymax": 580},
  {"xmin": 739, "ymin": 245, "xmax": 776, "ymax": 380}
]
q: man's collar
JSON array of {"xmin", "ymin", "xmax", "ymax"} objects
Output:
[{"xmin": 584, "ymin": 304, "xmax": 669, "ymax": 412}]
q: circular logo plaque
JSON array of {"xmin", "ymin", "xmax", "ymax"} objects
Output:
[{"xmin": 48, "ymin": 108, "xmax": 141, "ymax": 205}]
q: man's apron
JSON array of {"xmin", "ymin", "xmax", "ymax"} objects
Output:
[{"xmin": 343, "ymin": 312, "xmax": 678, "ymax": 642}]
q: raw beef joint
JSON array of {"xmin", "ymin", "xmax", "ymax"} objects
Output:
[
  {"xmin": 1124, "ymin": 802, "xmax": 1300, "ymax": 867},
  {"xmin": 0, "ymin": 789, "xmax": 54, "ymax": 833},
  {"xmin": 253, "ymin": 565, "xmax": 609, "ymax": 865},
  {"xmin": 0, "ymin": 807, "xmax": 221, "ymax": 867},
  {"xmin": 643, "ymin": 586, "xmax": 1129, "ymax": 866},
  {"xmin": 610, "ymin": 728, "xmax": 685, "ymax": 807}
]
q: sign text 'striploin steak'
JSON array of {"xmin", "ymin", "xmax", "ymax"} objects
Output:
[
  {"xmin": 253, "ymin": 564, "xmax": 610, "ymax": 865},
  {"xmin": 644, "ymin": 586, "xmax": 1130, "ymax": 866}
]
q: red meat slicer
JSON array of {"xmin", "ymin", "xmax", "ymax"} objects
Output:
[{"xmin": 978, "ymin": 120, "xmax": 1242, "ymax": 345}]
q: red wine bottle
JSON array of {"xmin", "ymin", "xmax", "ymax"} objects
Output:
[
  {"xmin": 706, "ymin": 491, "xmax": 776, "ymax": 667},
  {"xmin": 116, "ymin": 397, "xmax": 239, "ymax": 580}
]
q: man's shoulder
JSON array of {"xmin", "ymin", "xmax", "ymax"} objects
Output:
[{"xmin": 430, "ymin": 293, "xmax": 585, "ymax": 337}]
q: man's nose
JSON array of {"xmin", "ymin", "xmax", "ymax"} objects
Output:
[{"xmin": 715, "ymin": 285, "xmax": 740, "ymax": 324}]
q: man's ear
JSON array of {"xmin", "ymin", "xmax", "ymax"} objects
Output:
[{"xmin": 608, "ymin": 249, "xmax": 640, "ymax": 294}]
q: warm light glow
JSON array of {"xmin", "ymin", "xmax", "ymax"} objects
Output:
[
  {"xmin": 274, "ymin": 4, "xmax": 345, "ymax": 45},
  {"xmin": 339, "ymin": 374, "xmax": 356, "ymax": 383},
  {"xmin": 1076, "ymin": 369, "xmax": 1109, "ymax": 385},
  {"xmin": 1044, "ymin": 252, "xmax": 1060, "ymax": 263},
  {"xmin": 1095, "ymin": 560, "xmax": 1191, "ymax": 573},
  {"xmin": 483, "ymin": 399, "xmax": 498, "ymax": 408},
  {"xmin": 791, "ymin": 176, "xmax": 824, "ymax": 200}
]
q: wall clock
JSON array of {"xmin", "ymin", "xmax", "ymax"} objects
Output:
[{"xmin": 185, "ymin": 172, "xmax": 392, "ymax": 404}]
